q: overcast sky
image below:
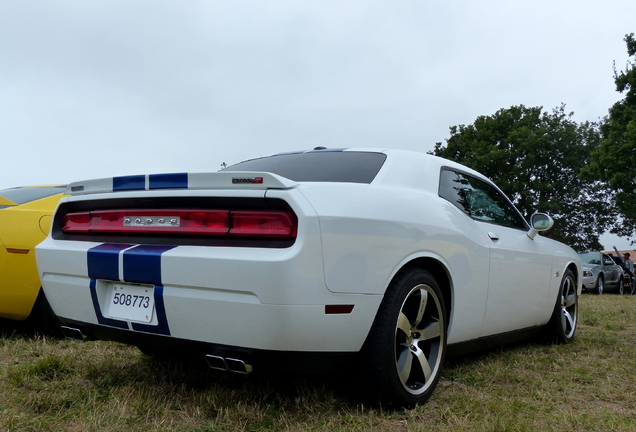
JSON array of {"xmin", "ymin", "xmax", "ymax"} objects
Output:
[{"xmin": 1, "ymin": 1, "xmax": 634, "ymax": 248}]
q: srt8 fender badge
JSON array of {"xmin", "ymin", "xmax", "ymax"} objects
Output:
[{"xmin": 232, "ymin": 177, "xmax": 264, "ymax": 184}]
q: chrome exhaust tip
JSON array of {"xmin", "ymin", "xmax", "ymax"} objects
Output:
[
  {"xmin": 60, "ymin": 326, "xmax": 86, "ymax": 341},
  {"xmin": 205, "ymin": 354, "xmax": 228, "ymax": 371},
  {"xmin": 226, "ymin": 357, "xmax": 253, "ymax": 374},
  {"xmin": 205, "ymin": 354, "xmax": 253, "ymax": 374}
]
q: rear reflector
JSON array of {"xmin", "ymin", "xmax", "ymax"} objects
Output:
[
  {"xmin": 61, "ymin": 209, "xmax": 297, "ymax": 238},
  {"xmin": 6, "ymin": 248, "xmax": 30, "ymax": 254},
  {"xmin": 325, "ymin": 305, "xmax": 355, "ymax": 314}
]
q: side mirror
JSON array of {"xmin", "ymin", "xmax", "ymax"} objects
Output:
[{"xmin": 527, "ymin": 212, "xmax": 554, "ymax": 240}]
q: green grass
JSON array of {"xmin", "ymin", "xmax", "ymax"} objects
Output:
[{"xmin": 1, "ymin": 294, "xmax": 636, "ymax": 431}]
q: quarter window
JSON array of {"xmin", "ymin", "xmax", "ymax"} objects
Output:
[{"xmin": 439, "ymin": 169, "xmax": 527, "ymax": 230}]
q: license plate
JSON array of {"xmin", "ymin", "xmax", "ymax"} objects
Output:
[{"xmin": 108, "ymin": 284, "xmax": 155, "ymax": 323}]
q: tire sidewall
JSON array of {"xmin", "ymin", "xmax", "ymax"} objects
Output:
[
  {"xmin": 547, "ymin": 268, "xmax": 578, "ymax": 344},
  {"xmin": 364, "ymin": 267, "xmax": 448, "ymax": 408},
  {"xmin": 596, "ymin": 275, "xmax": 604, "ymax": 295}
]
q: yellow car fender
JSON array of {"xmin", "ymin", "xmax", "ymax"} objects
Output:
[{"xmin": 0, "ymin": 191, "xmax": 65, "ymax": 321}]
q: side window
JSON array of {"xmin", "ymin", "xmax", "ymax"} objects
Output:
[{"xmin": 439, "ymin": 169, "xmax": 528, "ymax": 230}]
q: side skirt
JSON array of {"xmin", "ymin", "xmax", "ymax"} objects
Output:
[{"xmin": 447, "ymin": 326, "xmax": 544, "ymax": 358}]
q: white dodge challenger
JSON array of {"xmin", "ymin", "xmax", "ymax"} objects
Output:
[{"xmin": 36, "ymin": 148, "xmax": 581, "ymax": 407}]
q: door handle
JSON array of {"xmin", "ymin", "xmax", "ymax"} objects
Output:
[{"xmin": 488, "ymin": 232, "xmax": 500, "ymax": 241}]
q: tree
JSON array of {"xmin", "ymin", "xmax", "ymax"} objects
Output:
[
  {"xmin": 584, "ymin": 33, "xmax": 636, "ymax": 237},
  {"xmin": 432, "ymin": 104, "xmax": 614, "ymax": 251}
]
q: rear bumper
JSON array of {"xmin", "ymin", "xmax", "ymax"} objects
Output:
[
  {"xmin": 58, "ymin": 318, "xmax": 359, "ymax": 374},
  {"xmin": 37, "ymin": 238, "xmax": 383, "ymax": 353}
]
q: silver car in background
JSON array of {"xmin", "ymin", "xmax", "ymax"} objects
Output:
[{"xmin": 578, "ymin": 251, "xmax": 624, "ymax": 294}]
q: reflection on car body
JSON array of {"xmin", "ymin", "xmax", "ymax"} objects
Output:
[{"xmin": 36, "ymin": 148, "xmax": 582, "ymax": 407}]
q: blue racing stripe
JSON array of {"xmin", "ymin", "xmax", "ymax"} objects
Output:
[
  {"xmin": 122, "ymin": 246, "xmax": 174, "ymax": 336},
  {"xmin": 149, "ymin": 173, "xmax": 188, "ymax": 189},
  {"xmin": 132, "ymin": 285, "xmax": 170, "ymax": 335},
  {"xmin": 87, "ymin": 243, "xmax": 132, "ymax": 281},
  {"xmin": 89, "ymin": 279, "xmax": 129, "ymax": 329},
  {"xmin": 113, "ymin": 175, "xmax": 145, "ymax": 191},
  {"xmin": 88, "ymin": 244, "xmax": 175, "ymax": 335},
  {"xmin": 122, "ymin": 245, "xmax": 176, "ymax": 285}
]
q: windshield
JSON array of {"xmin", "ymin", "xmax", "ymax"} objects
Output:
[
  {"xmin": 224, "ymin": 150, "xmax": 387, "ymax": 184},
  {"xmin": 578, "ymin": 252, "xmax": 602, "ymax": 265}
]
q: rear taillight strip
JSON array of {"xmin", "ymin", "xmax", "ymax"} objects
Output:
[{"xmin": 61, "ymin": 209, "xmax": 297, "ymax": 238}]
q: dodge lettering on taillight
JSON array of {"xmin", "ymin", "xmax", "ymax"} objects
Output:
[{"xmin": 124, "ymin": 216, "xmax": 180, "ymax": 227}]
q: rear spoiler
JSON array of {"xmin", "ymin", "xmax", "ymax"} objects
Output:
[{"xmin": 65, "ymin": 171, "xmax": 298, "ymax": 196}]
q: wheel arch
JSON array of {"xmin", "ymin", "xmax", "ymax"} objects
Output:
[
  {"xmin": 565, "ymin": 262, "xmax": 579, "ymax": 282},
  {"xmin": 393, "ymin": 257, "xmax": 453, "ymax": 328},
  {"xmin": 563, "ymin": 261, "xmax": 582, "ymax": 297}
]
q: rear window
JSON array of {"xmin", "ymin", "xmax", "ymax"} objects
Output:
[
  {"xmin": 0, "ymin": 186, "xmax": 65, "ymax": 205},
  {"xmin": 223, "ymin": 151, "xmax": 387, "ymax": 183}
]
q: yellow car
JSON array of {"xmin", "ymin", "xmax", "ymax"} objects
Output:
[{"xmin": 0, "ymin": 185, "xmax": 66, "ymax": 330}]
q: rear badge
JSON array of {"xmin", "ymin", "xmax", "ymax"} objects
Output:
[
  {"xmin": 124, "ymin": 216, "xmax": 180, "ymax": 227},
  {"xmin": 232, "ymin": 177, "xmax": 264, "ymax": 184}
]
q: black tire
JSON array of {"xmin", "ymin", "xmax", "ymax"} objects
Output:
[
  {"xmin": 543, "ymin": 269, "xmax": 578, "ymax": 344},
  {"xmin": 595, "ymin": 275, "xmax": 604, "ymax": 295},
  {"xmin": 31, "ymin": 290, "xmax": 63, "ymax": 337},
  {"xmin": 618, "ymin": 277, "xmax": 624, "ymax": 295},
  {"xmin": 363, "ymin": 267, "xmax": 447, "ymax": 408}
]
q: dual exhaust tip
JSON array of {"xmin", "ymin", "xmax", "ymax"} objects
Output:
[
  {"xmin": 205, "ymin": 354, "xmax": 253, "ymax": 375},
  {"xmin": 61, "ymin": 326, "xmax": 88, "ymax": 341},
  {"xmin": 61, "ymin": 326, "xmax": 253, "ymax": 375}
]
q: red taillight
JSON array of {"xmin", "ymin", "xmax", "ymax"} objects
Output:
[
  {"xmin": 62, "ymin": 212, "xmax": 91, "ymax": 232},
  {"xmin": 61, "ymin": 209, "xmax": 297, "ymax": 238},
  {"xmin": 90, "ymin": 210, "xmax": 229, "ymax": 235},
  {"xmin": 230, "ymin": 211, "xmax": 297, "ymax": 237}
]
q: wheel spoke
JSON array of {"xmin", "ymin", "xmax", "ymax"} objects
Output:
[
  {"xmin": 563, "ymin": 309, "xmax": 574, "ymax": 330},
  {"xmin": 413, "ymin": 289, "xmax": 428, "ymax": 327},
  {"xmin": 396, "ymin": 345, "xmax": 413, "ymax": 385},
  {"xmin": 564, "ymin": 293, "xmax": 576, "ymax": 308},
  {"xmin": 413, "ymin": 346, "xmax": 433, "ymax": 381},
  {"xmin": 397, "ymin": 312, "xmax": 412, "ymax": 336},
  {"xmin": 419, "ymin": 319, "xmax": 441, "ymax": 341}
]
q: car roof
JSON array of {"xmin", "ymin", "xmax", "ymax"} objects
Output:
[{"xmin": 229, "ymin": 148, "xmax": 493, "ymax": 193}]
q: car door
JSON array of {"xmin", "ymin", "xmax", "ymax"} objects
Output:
[
  {"xmin": 602, "ymin": 253, "xmax": 620, "ymax": 285},
  {"xmin": 439, "ymin": 169, "xmax": 553, "ymax": 336}
]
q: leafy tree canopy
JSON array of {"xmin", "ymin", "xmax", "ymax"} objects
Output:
[
  {"xmin": 432, "ymin": 104, "xmax": 614, "ymax": 251},
  {"xmin": 583, "ymin": 33, "xmax": 636, "ymax": 237}
]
